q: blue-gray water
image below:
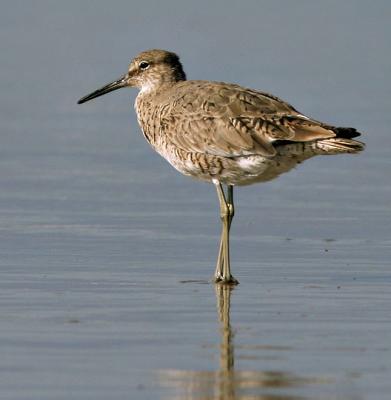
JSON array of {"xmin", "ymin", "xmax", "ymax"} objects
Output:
[{"xmin": 1, "ymin": 1, "xmax": 390, "ymax": 399}]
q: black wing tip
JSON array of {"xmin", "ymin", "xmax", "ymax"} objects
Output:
[{"xmin": 333, "ymin": 127, "xmax": 362, "ymax": 139}]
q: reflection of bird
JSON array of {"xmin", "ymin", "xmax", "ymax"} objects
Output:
[
  {"xmin": 159, "ymin": 286, "xmax": 330, "ymax": 399},
  {"xmin": 78, "ymin": 49, "xmax": 364, "ymax": 284}
]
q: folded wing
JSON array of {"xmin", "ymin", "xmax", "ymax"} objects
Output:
[{"xmin": 159, "ymin": 81, "xmax": 336, "ymax": 157}]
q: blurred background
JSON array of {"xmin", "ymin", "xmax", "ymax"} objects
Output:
[{"xmin": 1, "ymin": 1, "xmax": 390, "ymax": 399}]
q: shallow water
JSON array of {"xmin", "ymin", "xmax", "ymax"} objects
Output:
[{"xmin": 1, "ymin": 1, "xmax": 391, "ymax": 399}]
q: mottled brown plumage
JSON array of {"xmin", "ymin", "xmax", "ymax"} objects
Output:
[{"xmin": 78, "ymin": 49, "xmax": 364, "ymax": 284}]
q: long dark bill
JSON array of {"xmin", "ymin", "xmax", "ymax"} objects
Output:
[{"xmin": 77, "ymin": 75, "xmax": 127, "ymax": 104}]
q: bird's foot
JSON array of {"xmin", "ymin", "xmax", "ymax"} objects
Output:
[{"xmin": 214, "ymin": 275, "xmax": 239, "ymax": 285}]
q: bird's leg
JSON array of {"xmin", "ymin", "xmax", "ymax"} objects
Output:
[
  {"xmin": 215, "ymin": 236, "xmax": 224, "ymax": 280},
  {"xmin": 214, "ymin": 182, "xmax": 238, "ymax": 285},
  {"xmin": 214, "ymin": 184, "xmax": 233, "ymax": 281},
  {"xmin": 224, "ymin": 185, "xmax": 238, "ymax": 284},
  {"xmin": 214, "ymin": 183, "xmax": 227, "ymax": 281},
  {"xmin": 227, "ymin": 185, "xmax": 234, "ymax": 229}
]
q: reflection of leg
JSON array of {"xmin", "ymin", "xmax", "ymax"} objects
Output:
[
  {"xmin": 216, "ymin": 284, "xmax": 232, "ymax": 329},
  {"xmin": 215, "ymin": 284, "xmax": 235, "ymax": 387},
  {"xmin": 214, "ymin": 181, "xmax": 238, "ymax": 285}
]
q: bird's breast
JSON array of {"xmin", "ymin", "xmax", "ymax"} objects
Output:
[{"xmin": 135, "ymin": 95, "xmax": 161, "ymax": 146}]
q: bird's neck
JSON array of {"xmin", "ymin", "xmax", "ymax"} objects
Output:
[{"xmin": 139, "ymin": 76, "xmax": 184, "ymax": 95}]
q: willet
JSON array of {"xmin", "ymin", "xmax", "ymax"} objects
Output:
[{"xmin": 78, "ymin": 49, "xmax": 364, "ymax": 284}]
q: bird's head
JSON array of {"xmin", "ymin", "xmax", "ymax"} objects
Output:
[{"xmin": 77, "ymin": 49, "xmax": 186, "ymax": 104}]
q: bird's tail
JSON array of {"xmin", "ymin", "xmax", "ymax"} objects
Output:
[{"xmin": 313, "ymin": 137, "xmax": 365, "ymax": 154}]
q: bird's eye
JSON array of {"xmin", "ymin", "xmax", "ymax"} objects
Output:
[{"xmin": 139, "ymin": 61, "xmax": 150, "ymax": 70}]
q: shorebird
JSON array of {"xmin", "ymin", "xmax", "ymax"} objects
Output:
[{"xmin": 78, "ymin": 49, "xmax": 364, "ymax": 285}]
